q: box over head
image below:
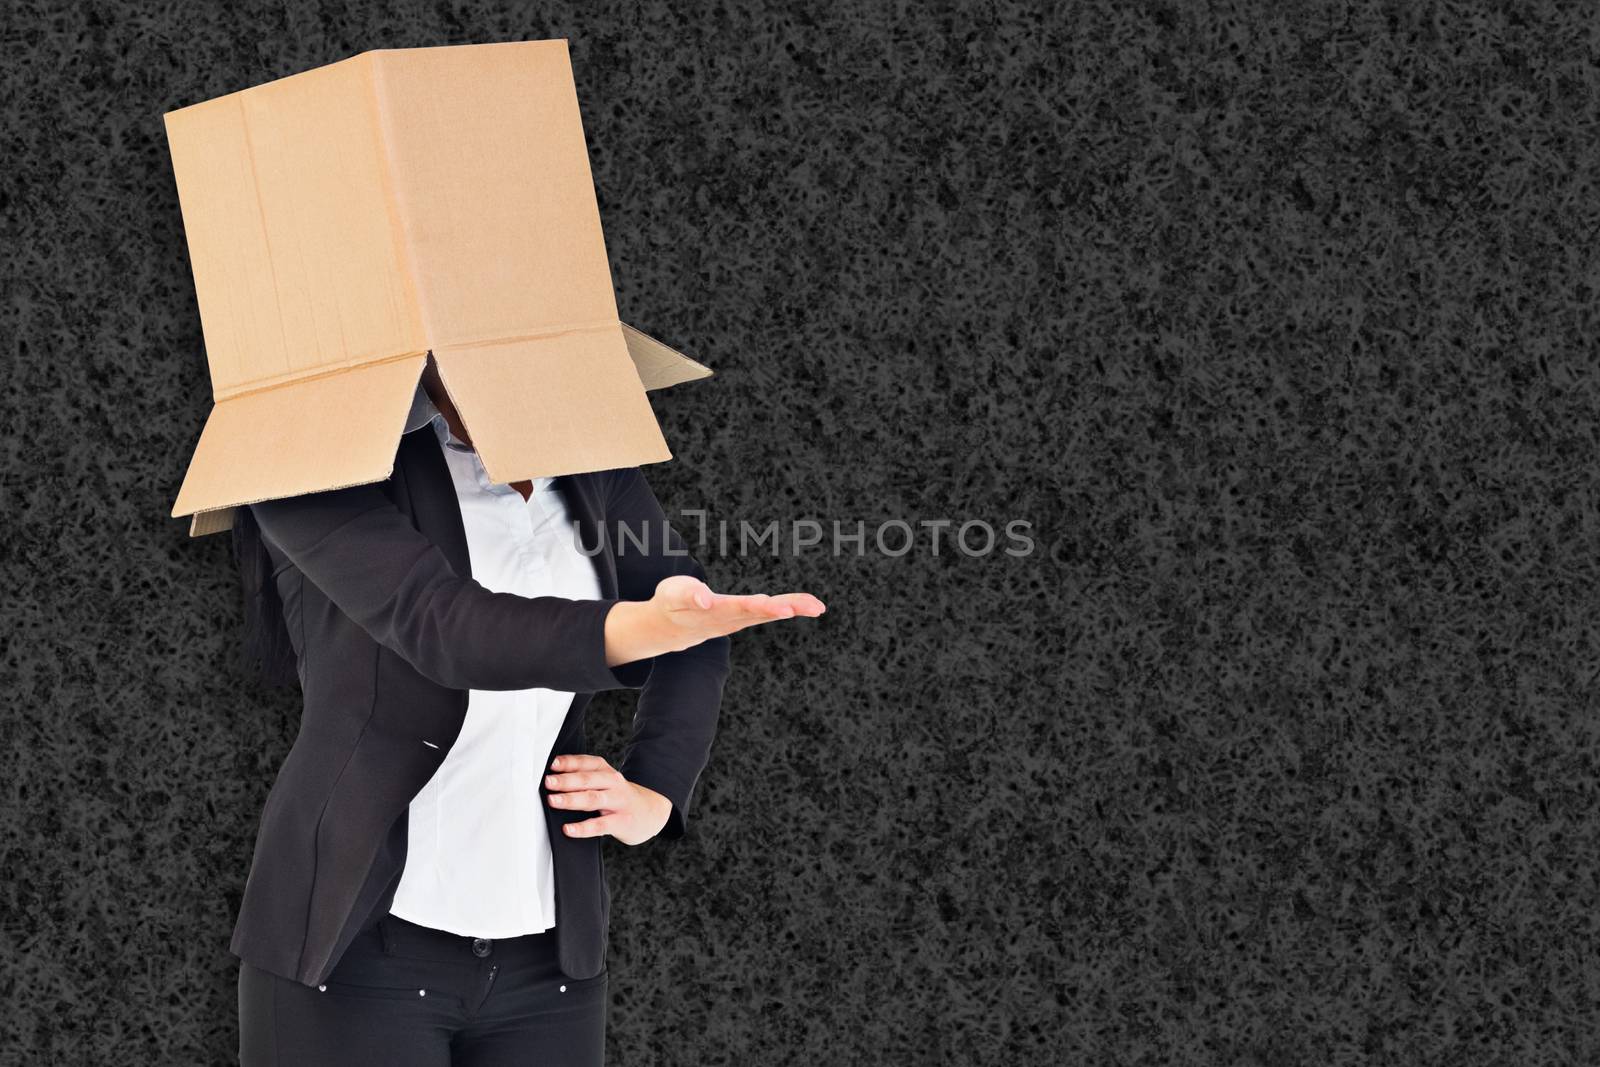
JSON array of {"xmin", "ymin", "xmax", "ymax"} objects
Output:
[{"xmin": 164, "ymin": 39, "xmax": 711, "ymax": 537}]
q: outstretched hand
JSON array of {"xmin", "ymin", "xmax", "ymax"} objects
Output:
[{"xmin": 604, "ymin": 575, "xmax": 825, "ymax": 666}]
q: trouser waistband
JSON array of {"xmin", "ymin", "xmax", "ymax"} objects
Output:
[{"xmin": 360, "ymin": 912, "xmax": 557, "ymax": 965}]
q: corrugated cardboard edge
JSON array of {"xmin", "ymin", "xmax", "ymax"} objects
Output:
[{"xmin": 190, "ymin": 508, "xmax": 239, "ymax": 538}]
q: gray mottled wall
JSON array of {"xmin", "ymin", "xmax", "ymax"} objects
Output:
[{"xmin": 5, "ymin": 1, "xmax": 1600, "ymax": 1063}]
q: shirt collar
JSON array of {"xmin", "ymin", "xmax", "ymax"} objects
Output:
[
  {"xmin": 403, "ymin": 381, "xmax": 472, "ymax": 452},
  {"xmin": 402, "ymin": 380, "xmax": 436, "ymax": 435}
]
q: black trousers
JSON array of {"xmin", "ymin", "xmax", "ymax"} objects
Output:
[{"xmin": 238, "ymin": 913, "xmax": 607, "ymax": 1065}]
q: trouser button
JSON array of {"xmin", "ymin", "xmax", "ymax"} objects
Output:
[{"xmin": 472, "ymin": 938, "xmax": 492, "ymax": 958}]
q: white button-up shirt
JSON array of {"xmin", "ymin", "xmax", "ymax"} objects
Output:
[{"xmin": 388, "ymin": 383, "xmax": 601, "ymax": 938}]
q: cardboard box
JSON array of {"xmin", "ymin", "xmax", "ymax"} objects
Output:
[{"xmin": 163, "ymin": 40, "xmax": 711, "ymax": 537}]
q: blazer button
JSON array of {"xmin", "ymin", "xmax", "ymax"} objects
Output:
[{"xmin": 472, "ymin": 938, "xmax": 492, "ymax": 958}]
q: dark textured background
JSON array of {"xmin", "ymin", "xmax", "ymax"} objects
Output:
[{"xmin": 5, "ymin": 1, "xmax": 1600, "ymax": 1063}]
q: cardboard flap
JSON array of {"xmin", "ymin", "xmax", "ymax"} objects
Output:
[
  {"xmin": 190, "ymin": 508, "xmax": 238, "ymax": 538},
  {"xmin": 173, "ymin": 353, "xmax": 429, "ymax": 534},
  {"xmin": 620, "ymin": 323, "xmax": 714, "ymax": 390},
  {"xmin": 432, "ymin": 326, "xmax": 671, "ymax": 484}
]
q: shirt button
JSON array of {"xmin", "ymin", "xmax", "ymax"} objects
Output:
[{"xmin": 472, "ymin": 938, "xmax": 492, "ymax": 958}]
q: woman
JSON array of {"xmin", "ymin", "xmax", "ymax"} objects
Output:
[{"xmin": 230, "ymin": 358, "xmax": 824, "ymax": 1065}]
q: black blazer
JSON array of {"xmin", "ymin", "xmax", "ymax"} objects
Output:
[{"xmin": 232, "ymin": 422, "xmax": 730, "ymax": 987}]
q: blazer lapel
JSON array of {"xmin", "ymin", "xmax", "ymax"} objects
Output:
[{"xmin": 395, "ymin": 426, "xmax": 473, "ymax": 580}]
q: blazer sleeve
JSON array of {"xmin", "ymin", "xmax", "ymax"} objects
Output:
[
  {"xmin": 604, "ymin": 468, "xmax": 733, "ymax": 841},
  {"xmin": 249, "ymin": 482, "xmax": 642, "ymax": 694}
]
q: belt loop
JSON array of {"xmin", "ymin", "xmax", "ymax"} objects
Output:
[{"xmin": 378, "ymin": 916, "xmax": 395, "ymax": 956}]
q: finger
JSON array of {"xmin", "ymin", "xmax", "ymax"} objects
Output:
[
  {"xmin": 699, "ymin": 593, "xmax": 786, "ymax": 621},
  {"xmin": 563, "ymin": 814, "xmax": 618, "ymax": 838},
  {"xmin": 705, "ymin": 594, "xmax": 819, "ymax": 629},
  {"xmin": 545, "ymin": 770, "xmax": 619, "ymax": 792},
  {"xmin": 547, "ymin": 788, "xmax": 611, "ymax": 810},
  {"xmin": 708, "ymin": 591, "xmax": 825, "ymax": 619},
  {"xmin": 549, "ymin": 754, "xmax": 610, "ymax": 774},
  {"xmin": 768, "ymin": 592, "xmax": 826, "ymax": 617}
]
